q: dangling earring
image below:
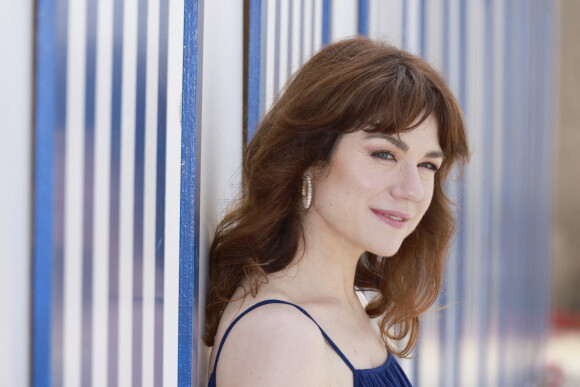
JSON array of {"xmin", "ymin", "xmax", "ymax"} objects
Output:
[{"xmin": 302, "ymin": 174, "xmax": 312, "ymax": 209}]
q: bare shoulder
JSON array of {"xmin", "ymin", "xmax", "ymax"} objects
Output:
[{"xmin": 214, "ymin": 301, "xmax": 330, "ymax": 386}]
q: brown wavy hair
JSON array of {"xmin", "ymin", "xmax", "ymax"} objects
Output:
[{"xmin": 203, "ymin": 37, "xmax": 470, "ymax": 357}]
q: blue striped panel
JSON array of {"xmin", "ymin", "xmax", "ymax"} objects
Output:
[
  {"xmin": 108, "ymin": 0, "xmax": 125, "ymax": 385},
  {"xmin": 155, "ymin": 1, "xmax": 170, "ymax": 385},
  {"xmin": 247, "ymin": 0, "xmax": 263, "ymax": 142},
  {"xmin": 132, "ymin": 0, "xmax": 149, "ymax": 384},
  {"xmin": 358, "ymin": 0, "xmax": 369, "ymax": 36},
  {"xmin": 322, "ymin": 0, "xmax": 331, "ymax": 45},
  {"xmin": 51, "ymin": 0, "xmax": 69, "ymax": 385},
  {"xmin": 179, "ymin": 0, "xmax": 201, "ymax": 386},
  {"xmin": 82, "ymin": 0, "xmax": 98, "ymax": 385},
  {"xmin": 33, "ymin": 0, "xmax": 60, "ymax": 385}
]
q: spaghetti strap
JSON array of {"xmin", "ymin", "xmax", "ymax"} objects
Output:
[{"xmin": 211, "ymin": 299, "xmax": 356, "ymax": 376}]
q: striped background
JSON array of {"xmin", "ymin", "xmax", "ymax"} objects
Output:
[
  {"xmin": 33, "ymin": 0, "xmax": 184, "ymax": 385},
  {"xmin": 31, "ymin": 0, "xmax": 557, "ymax": 386}
]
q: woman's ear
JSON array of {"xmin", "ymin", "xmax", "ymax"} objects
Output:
[{"xmin": 307, "ymin": 161, "xmax": 331, "ymax": 182}]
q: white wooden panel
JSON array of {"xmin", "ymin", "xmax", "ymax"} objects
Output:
[
  {"xmin": 63, "ymin": 0, "xmax": 87, "ymax": 385},
  {"xmin": 163, "ymin": 0, "xmax": 185, "ymax": 385},
  {"xmin": 92, "ymin": 0, "xmax": 114, "ymax": 384},
  {"xmin": 331, "ymin": 0, "xmax": 358, "ymax": 41},
  {"xmin": 142, "ymin": 0, "xmax": 161, "ymax": 385},
  {"xmin": 0, "ymin": 1, "xmax": 33, "ymax": 386},
  {"xmin": 119, "ymin": 0, "xmax": 139, "ymax": 384},
  {"xmin": 200, "ymin": 0, "xmax": 244, "ymax": 384}
]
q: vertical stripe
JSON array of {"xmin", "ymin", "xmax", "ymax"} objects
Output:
[
  {"xmin": 358, "ymin": 0, "xmax": 369, "ymax": 36},
  {"xmin": 64, "ymin": 0, "xmax": 87, "ymax": 384},
  {"xmin": 488, "ymin": 2, "xmax": 504, "ymax": 382},
  {"xmin": 264, "ymin": 0, "xmax": 276, "ymax": 112},
  {"xmin": 299, "ymin": 0, "xmax": 305, "ymax": 66},
  {"xmin": 419, "ymin": 0, "xmax": 426, "ymax": 57},
  {"xmin": 401, "ymin": 0, "xmax": 407, "ymax": 49},
  {"xmin": 132, "ymin": 0, "xmax": 149, "ymax": 385},
  {"xmin": 142, "ymin": 0, "xmax": 161, "ymax": 385},
  {"xmin": 118, "ymin": 0, "xmax": 139, "ymax": 384},
  {"xmin": 278, "ymin": 0, "xmax": 290, "ymax": 89},
  {"xmin": 82, "ymin": 0, "xmax": 98, "ymax": 384},
  {"xmin": 287, "ymin": 0, "xmax": 294, "ymax": 78},
  {"xmin": 247, "ymin": 0, "xmax": 262, "ymax": 142},
  {"xmin": 301, "ymin": 0, "xmax": 312, "ymax": 60},
  {"xmin": 274, "ymin": 1, "xmax": 281, "ymax": 94},
  {"xmin": 52, "ymin": 0, "xmax": 69, "ymax": 385},
  {"xmin": 108, "ymin": 0, "xmax": 124, "ymax": 385},
  {"xmin": 455, "ymin": 0, "xmax": 467, "ymax": 384},
  {"xmin": 289, "ymin": 0, "xmax": 301, "ymax": 73},
  {"xmin": 179, "ymin": 0, "xmax": 201, "ymax": 385},
  {"xmin": 92, "ymin": 0, "xmax": 113, "ymax": 385},
  {"xmin": 154, "ymin": 1, "xmax": 170, "ymax": 385},
  {"xmin": 321, "ymin": 0, "xmax": 330, "ymax": 45},
  {"xmin": 33, "ymin": 0, "xmax": 59, "ymax": 385},
  {"xmin": 162, "ymin": 0, "xmax": 184, "ymax": 384}
]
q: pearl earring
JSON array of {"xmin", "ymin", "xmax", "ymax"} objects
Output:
[{"xmin": 302, "ymin": 174, "xmax": 312, "ymax": 209}]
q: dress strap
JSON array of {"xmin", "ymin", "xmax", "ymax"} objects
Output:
[{"xmin": 212, "ymin": 299, "xmax": 356, "ymax": 375}]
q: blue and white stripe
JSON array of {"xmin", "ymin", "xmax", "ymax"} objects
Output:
[
  {"xmin": 33, "ymin": 0, "xmax": 181, "ymax": 386},
  {"xmin": 32, "ymin": 1, "xmax": 557, "ymax": 386}
]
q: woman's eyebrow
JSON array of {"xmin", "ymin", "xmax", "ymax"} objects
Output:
[
  {"xmin": 365, "ymin": 132, "xmax": 444, "ymax": 159},
  {"xmin": 365, "ymin": 133, "xmax": 408, "ymax": 151},
  {"xmin": 425, "ymin": 151, "xmax": 444, "ymax": 159}
]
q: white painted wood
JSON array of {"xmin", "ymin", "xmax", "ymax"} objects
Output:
[
  {"xmin": 142, "ymin": 0, "xmax": 161, "ymax": 385},
  {"xmin": 0, "ymin": 1, "xmax": 33, "ymax": 386},
  {"xmin": 163, "ymin": 0, "xmax": 185, "ymax": 385},
  {"xmin": 92, "ymin": 0, "xmax": 114, "ymax": 385},
  {"xmin": 331, "ymin": 0, "xmax": 358, "ymax": 41},
  {"xmin": 63, "ymin": 0, "xmax": 87, "ymax": 385},
  {"xmin": 119, "ymin": 0, "xmax": 139, "ymax": 384},
  {"xmin": 200, "ymin": 0, "xmax": 244, "ymax": 384}
]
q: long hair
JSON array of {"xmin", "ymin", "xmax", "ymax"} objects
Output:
[{"xmin": 204, "ymin": 37, "xmax": 470, "ymax": 357}]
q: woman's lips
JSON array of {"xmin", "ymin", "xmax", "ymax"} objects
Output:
[{"xmin": 371, "ymin": 209, "xmax": 410, "ymax": 229}]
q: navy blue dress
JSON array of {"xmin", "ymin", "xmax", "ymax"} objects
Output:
[{"xmin": 208, "ymin": 300, "xmax": 412, "ymax": 386}]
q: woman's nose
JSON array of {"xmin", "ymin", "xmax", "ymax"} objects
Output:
[{"xmin": 390, "ymin": 165, "xmax": 424, "ymax": 202}]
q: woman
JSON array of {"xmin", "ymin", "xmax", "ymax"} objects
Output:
[{"xmin": 204, "ymin": 37, "xmax": 469, "ymax": 386}]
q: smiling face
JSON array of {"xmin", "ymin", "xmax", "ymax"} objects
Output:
[{"xmin": 305, "ymin": 115, "xmax": 443, "ymax": 258}]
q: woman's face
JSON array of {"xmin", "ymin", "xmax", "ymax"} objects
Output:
[{"xmin": 308, "ymin": 115, "xmax": 443, "ymax": 258}]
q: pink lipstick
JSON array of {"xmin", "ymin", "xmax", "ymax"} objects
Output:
[{"xmin": 371, "ymin": 209, "xmax": 409, "ymax": 229}]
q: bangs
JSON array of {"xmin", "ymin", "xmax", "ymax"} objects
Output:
[{"xmin": 353, "ymin": 64, "xmax": 441, "ymax": 136}]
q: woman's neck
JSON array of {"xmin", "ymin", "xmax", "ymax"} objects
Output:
[{"xmin": 269, "ymin": 210, "xmax": 364, "ymax": 304}]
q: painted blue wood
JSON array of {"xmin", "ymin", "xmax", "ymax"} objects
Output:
[
  {"xmin": 247, "ymin": 0, "xmax": 263, "ymax": 142},
  {"xmin": 154, "ymin": 1, "xmax": 170, "ymax": 385},
  {"xmin": 81, "ymin": 0, "xmax": 98, "ymax": 385},
  {"xmin": 358, "ymin": 0, "xmax": 369, "ymax": 36},
  {"xmin": 33, "ymin": 0, "xmax": 59, "ymax": 385},
  {"xmin": 179, "ymin": 0, "xmax": 202, "ymax": 386},
  {"xmin": 322, "ymin": 0, "xmax": 331, "ymax": 45}
]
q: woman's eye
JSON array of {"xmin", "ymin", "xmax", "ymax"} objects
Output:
[
  {"xmin": 372, "ymin": 151, "xmax": 395, "ymax": 160},
  {"xmin": 419, "ymin": 162, "xmax": 439, "ymax": 172}
]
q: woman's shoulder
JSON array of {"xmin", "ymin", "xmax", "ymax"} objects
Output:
[{"xmin": 212, "ymin": 298, "xmax": 330, "ymax": 386}]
